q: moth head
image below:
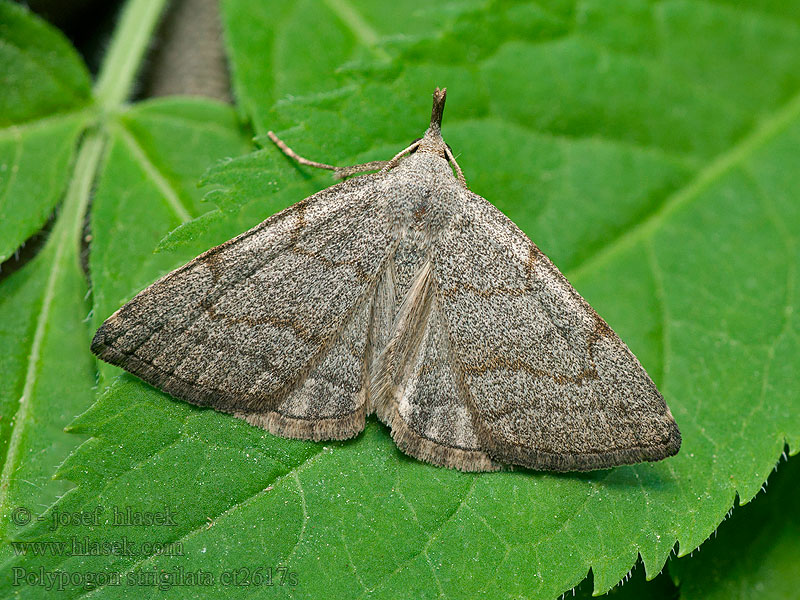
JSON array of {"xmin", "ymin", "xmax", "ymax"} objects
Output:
[{"xmin": 408, "ymin": 137, "xmax": 454, "ymax": 159}]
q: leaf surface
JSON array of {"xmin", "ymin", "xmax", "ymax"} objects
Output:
[
  {"xmin": 2, "ymin": 1, "xmax": 799, "ymax": 599},
  {"xmin": 0, "ymin": 1, "xmax": 92, "ymax": 262},
  {"xmin": 0, "ymin": 135, "xmax": 101, "ymax": 541}
]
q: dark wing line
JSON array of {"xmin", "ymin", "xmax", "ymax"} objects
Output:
[
  {"xmin": 235, "ymin": 289, "xmax": 384, "ymax": 442},
  {"xmin": 435, "ymin": 278, "xmax": 679, "ymax": 470},
  {"xmin": 111, "ymin": 193, "xmax": 379, "ymax": 364}
]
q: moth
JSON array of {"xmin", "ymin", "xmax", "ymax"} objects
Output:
[{"xmin": 92, "ymin": 88, "xmax": 681, "ymax": 472}]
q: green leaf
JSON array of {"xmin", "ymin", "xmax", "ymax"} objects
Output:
[
  {"xmin": 0, "ymin": 0, "xmax": 92, "ymax": 263},
  {"xmin": 0, "ymin": 0, "xmax": 171, "ymax": 549},
  {"xmin": 0, "ymin": 0, "xmax": 97, "ymax": 540},
  {"xmin": 0, "ymin": 114, "xmax": 89, "ymax": 263},
  {"xmin": 574, "ymin": 561, "xmax": 678, "ymax": 600},
  {"xmin": 0, "ymin": 1, "xmax": 91, "ymax": 125},
  {"xmin": 220, "ymin": 0, "xmax": 471, "ymax": 133},
  {"xmin": 3, "ymin": 1, "xmax": 800, "ymax": 599},
  {"xmin": 670, "ymin": 456, "xmax": 800, "ymax": 599}
]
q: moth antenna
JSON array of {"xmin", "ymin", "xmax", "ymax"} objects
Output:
[
  {"xmin": 269, "ymin": 131, "xmax": 390, "ymax": 179},
  {"xmin": 378, "ymin": 140, "xmax": 422, "ymax": 174},
  {"xmin": 266, "ymin": 131, "xmax": 337, "ymax": 171},
  {"xmin": 445, "ymin": 144, "xmax": 467, "ymax": 188}
]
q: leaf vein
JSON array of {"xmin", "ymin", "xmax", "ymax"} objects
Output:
[
  {"xmin": 114, "ymin": 122, "xmax": 194, "ymax": 223},
  {"xmin": 567, "ymin": 88, "xmax": 800, "ymax": 283}
]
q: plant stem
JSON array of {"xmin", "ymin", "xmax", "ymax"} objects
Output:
[{"xmin": 94, "ymin": 0, "xmax": 170, "ymax": 110}]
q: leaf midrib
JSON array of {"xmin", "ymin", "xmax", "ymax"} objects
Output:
[
  {"xmin": 0, "ymin": 0, "xmax": 171, "ymax": 541},
  {"xmin": 0, "ymin": 132, "xmax": 104, "ymax": 522}
]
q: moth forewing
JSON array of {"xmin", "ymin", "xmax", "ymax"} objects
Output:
[{"xmin": 92, "ymin": 87, "xmax": 680, "ymax": 472}]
